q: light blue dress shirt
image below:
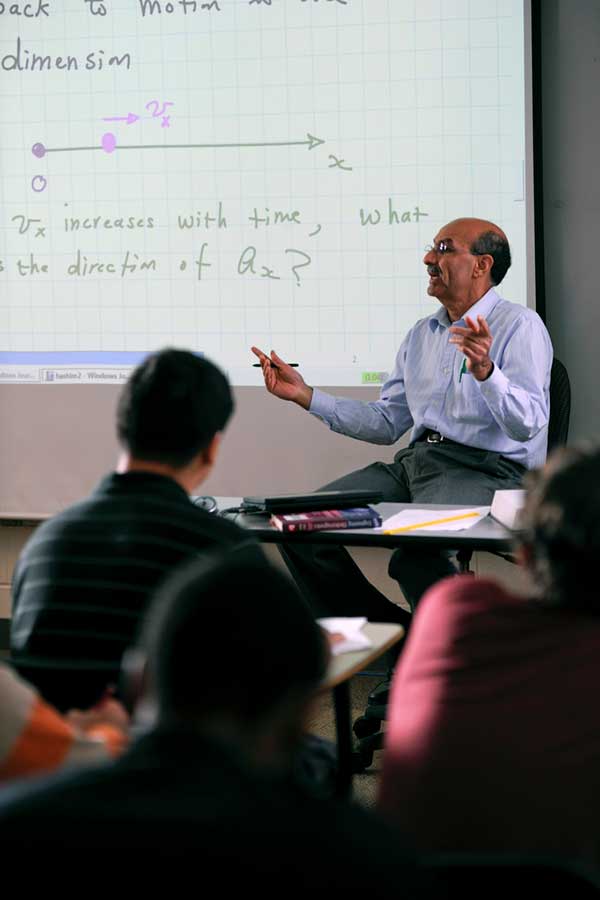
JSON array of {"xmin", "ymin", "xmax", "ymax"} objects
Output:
[{"xmin": 310, "ymin": 288, "xmax": 553, "ymax": 469}]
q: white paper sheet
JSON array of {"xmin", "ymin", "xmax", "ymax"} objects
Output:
[
  {"xmin": 382, "ymin": 506, "xmax": 490, "ymax": 534},
  {"xmin": 318, "ymin": 616, "xmax": 372, "ymax": 655}
]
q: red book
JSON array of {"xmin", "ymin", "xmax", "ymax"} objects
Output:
[{"xmin": 270, "ymin": 507, "xmax": 382, "ymax": 533}]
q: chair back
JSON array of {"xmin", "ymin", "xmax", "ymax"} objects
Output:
[{"xmin": 548, "ymin": 358, "xmax": 571, "ymax": 451}]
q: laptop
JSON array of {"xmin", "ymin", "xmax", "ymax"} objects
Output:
[{"xmin": 241, "ymin": 489, "xmax": 384, "ymax": 515}]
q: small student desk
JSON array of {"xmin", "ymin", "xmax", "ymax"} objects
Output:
[{"xmin": 324, "ymin": 622, "xmax": 404, "ymax": 798}]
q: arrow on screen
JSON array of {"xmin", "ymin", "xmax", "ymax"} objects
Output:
[
  {"xmin": 101, "ymin": 113, "xmax": 140, "ymax": 125},
  {"xmin": 34, "ymin": 132, "xmax": 326, "ymax": 156}
]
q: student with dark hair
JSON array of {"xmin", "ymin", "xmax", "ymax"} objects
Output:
[
  {"xmin": 131, "ymin": 546, "xmax": 329, "ymax": 767},
  {"xmin": 10, "ymin": 349, "xmax": 249, "ymax": 712},
  {"xmin": 115, "ymin": 348, "xmax": 233, "ymax": 467},
  {"xmin": 0, "ymin": 551, "xmax": 425, "ymax": 895},
  {"xmin": 378, "ymin": 447, "xmax": 600, "ymax": 868}
]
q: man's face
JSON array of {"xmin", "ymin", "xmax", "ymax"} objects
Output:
[{"xmin": 423, "ymin": 223, "xmax": 480, "ymax": 307}]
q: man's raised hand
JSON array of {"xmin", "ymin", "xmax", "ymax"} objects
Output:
[
  {"xmin": 251, "ymin": 347, "xmax": 313, "ymax": 409},
  {"xmin": 448, "ymin": 315, "xmax": 494, "ymax": 381}
]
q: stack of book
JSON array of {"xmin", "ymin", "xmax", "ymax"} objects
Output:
[{"xmin": 270, "ymin": 506, "xmax": 382, "ymax": 533}]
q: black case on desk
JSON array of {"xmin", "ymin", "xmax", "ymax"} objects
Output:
[{"xmin": 241, "ymin": 489, "xmax": 383, "ymax": 514}]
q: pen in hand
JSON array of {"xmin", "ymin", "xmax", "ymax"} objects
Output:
[
  {"xmin": 251, "ymin": 345, "xmax": 312, "ymax": 409},
  {"xmin": 252, "ymin": 362, "xmax": 299, "ymax": 369}
]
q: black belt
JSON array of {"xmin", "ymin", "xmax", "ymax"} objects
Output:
[
  {"xmin": 417, "ymin": 430, "xmax": 459, "ymax": 445},
  {"xmin": 414, "ymin": 430, "xmax": 527, "ymax": 477}
]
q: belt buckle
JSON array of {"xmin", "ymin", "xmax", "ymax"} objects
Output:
[{"xmin": 426, "ymin": 431, "xmax": 443, "ymax": 443}]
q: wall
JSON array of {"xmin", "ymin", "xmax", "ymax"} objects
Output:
[
  {"xmin": 0, "ymin": 383, "xmax": 394, "ymax": 516},
  {"xmin": 541, "ymin": 0, "xmax": 600, "ymax": 442}
]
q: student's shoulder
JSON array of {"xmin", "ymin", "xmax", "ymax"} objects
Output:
[
  {"xmin": 422, "ymin": 574, "xmax": 515, "ymax": 610},
  {"xmin": 415, "ymin": 576, "xmax": 522, "ymax": 637},
  {"xmin": 207, "ymin": 511, "xmax": 253, "ymax": 544},
  {"xmin": 183, "ymin": 503, "xmax": 256, "ymax": 546},
  {"xmin": 17, "ymin": 497, "xmax": 99, "ymax": 550}
]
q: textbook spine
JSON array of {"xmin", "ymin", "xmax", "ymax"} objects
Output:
[{"xmin": 270, "ymin": 507, "xmax": 382, "ymax": 533}]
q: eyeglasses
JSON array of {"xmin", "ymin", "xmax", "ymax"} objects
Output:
[
  {"xmin": 425, "ymin": 241, "xmax": 481, "ymax": 256},
  {"xmin": 424, "ymin": 240, "xmax": 457, "ymax": 255}
]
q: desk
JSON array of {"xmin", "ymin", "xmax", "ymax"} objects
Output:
[
  {"xmin": 212, "ymin": 498, "xmax": 511, "ymax": 796},
  {"xmin": 214, "ymin": 498, "xmax": 513, "ymax": 554},
  {"xmin": 1, "ymin": 500, "xmax": 513, "ymax": 552},
  {"xmin": 323, "ymin": 621, "xmax": 404, "ymax": 797}
]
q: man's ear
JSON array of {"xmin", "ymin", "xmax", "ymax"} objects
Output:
[
  {"xmin": 473, "ymin": 253, "xmax": 494, "ymax": 279},
  {"xmin": 202, "ymin": 432, "xmax": 221, "ymax": 468}
]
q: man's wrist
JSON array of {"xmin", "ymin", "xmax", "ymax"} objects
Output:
[
  {"xmin": 296, "ymin": 385, "xmax": 314, "ymax": 410},
  {"xmin": 473, "ymin": 360, "xmax": 494, "ymax": 382}
]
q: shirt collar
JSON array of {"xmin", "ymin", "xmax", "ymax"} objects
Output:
[{"xmin": 429, "ymin": 287, "xmax": 501, "ymax": 332}]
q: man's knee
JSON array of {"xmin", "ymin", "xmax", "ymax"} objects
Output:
[
  {"xmin": 388, "ymin": 547, "xmax": 458, "ymax": 609},
  {"xmin": 387, "ymin": 546, "xmax": 438, "ymax": 580}
]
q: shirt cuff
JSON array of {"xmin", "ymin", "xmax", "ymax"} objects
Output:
[
  {"xmin": 309, "ymin": 388, "xmax": 337, "ymax": 423},
  {"xmin": 476, "ymin": 361, "xmax": 509, "ymax": 400}
]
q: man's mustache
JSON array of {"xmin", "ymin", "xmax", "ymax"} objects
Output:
[{"xmin": 427, "ymin": 265, "xmax": 441, "ymax": 276}]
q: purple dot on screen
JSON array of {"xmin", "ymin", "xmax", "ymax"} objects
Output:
[
  {"xmin": 101, "ymin": 132, "xmax": 117, "ymax": 154},
  {"xmin": 32, "ymin": 142, "xmax": 46, "ymax": 159}
]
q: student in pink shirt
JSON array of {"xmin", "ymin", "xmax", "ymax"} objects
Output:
[{"xmin": 379, "ymin": 447, "xmax": 600, "ymax": 868}]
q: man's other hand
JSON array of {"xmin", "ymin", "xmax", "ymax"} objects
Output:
[
  {"xmin": 251, "ymin": 346, "xmax": 313, "ymax": 409},
  {"xmin": 448, "ymin": 315, "xmax": 494, "ymax": 381}
]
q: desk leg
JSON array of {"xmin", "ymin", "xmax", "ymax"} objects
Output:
[{"xmin": 332, "ymin": 681, "xmax": 353, "ymax": 799}]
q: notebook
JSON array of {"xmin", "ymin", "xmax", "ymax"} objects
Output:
[{"xmin": 240, "ymin": 489, "xmax": 383, "ymax": 514}]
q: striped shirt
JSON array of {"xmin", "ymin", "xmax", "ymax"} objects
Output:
[
  {"xmin": 310, "ymin": 289, "xmax": 553, "ymax": 469},
  {"xmin": 0, "ymin": 663, "xmax": 124, "ymax": 782},
  {"xmin": 11, "ymin": 472, "xmax": 249, "ymax": 687}
]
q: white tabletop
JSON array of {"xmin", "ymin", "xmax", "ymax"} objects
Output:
[{"xmin": 323, "ymin": 622, "xmax": 404, "ymax": 690}]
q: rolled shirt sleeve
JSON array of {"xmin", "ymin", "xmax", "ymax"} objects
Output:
[
  {"xmin": 309, "ymin": 343, "xmax": 414, "ymax": 445},
  {"xmin": 477, "ymin": 316, "xmax": 553, "ymax": 442}
]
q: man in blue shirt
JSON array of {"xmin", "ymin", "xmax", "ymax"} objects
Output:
[{"xmin": 252, "ymin": 218, "xmax": 553, "ymax": 616}]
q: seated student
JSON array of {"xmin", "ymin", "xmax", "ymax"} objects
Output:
[
  {"xmin": 378, "ymin": 447, "xmax": 600, "ymax": 868},
  {"xmin": 0, "ymin": 662, "xmax": 127, "ymax": 783},
  {"xmin": 10, "ymin": 349, "xmax": 252, "ymax": 711},
  {"xmin": 0, "ymin": 549, "xmax": 426, "ymax": 895}
]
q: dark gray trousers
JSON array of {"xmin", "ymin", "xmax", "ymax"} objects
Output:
[{"xmin": 280, "ymin": 440, "xmax": 525, "ymax": 621}]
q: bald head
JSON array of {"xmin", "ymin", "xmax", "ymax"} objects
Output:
[
  {"xmin": 436, "ymin": 218, "xmax": 511, "ymax": 285},
  {"xmin": 423, "ymin": 217, "xmax": 512, "ymax": 315},
  {"xmin": 435, "ymin": 218, "xmax": 511, "ymax": 287},
  {"xmin": 443, "ymin": 217, "xmax": 508, "ymax": 246}
]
